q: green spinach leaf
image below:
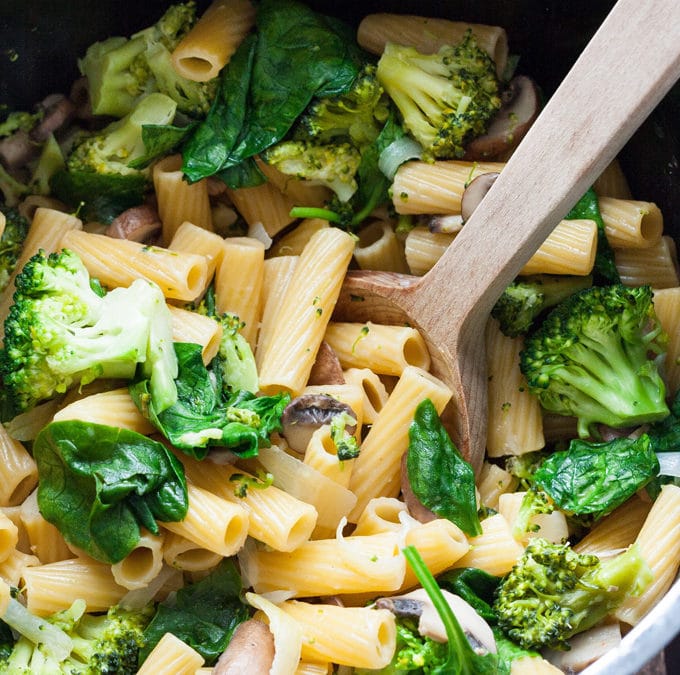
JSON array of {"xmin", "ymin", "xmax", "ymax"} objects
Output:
[
  {"xmin": 534, "ymin": 435, "xmax": 659, "ymax": 519},
  {"xmin": 647, "ymin": 388, "xmax": 680, "ymax": 454},
  {"xmin": 406, "ymin": 398, "xmax": 482, "ymax": 537},
  {"xmin": 141, "ymin": 559, "xmax": 250, "ymax": 665},
  {"xmin": 127, "ymin": 122, "xmax": 198, "ymax": 170},
  {"xmin": 34, "ymin": 420, "xmax": 188, "ymax": 564},
  {"xmin": 438, "ymin": 568, "xmax": 501, "ymax": 623}
]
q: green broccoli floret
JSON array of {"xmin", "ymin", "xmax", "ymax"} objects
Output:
[
  {"xmin": 330, "ymin": 410, "xmax": 360, "ymax": 460},
  {"xmin": 0, "ymin": 597, "xmax": 153, "ymax": 674},
  {"xmin": 0, "ymin": 110, "xmax": 43, "ymax": 138},
  {"xmin": 294, "ymin": 64, "xmax": 391, "ymax": 148},
  {"xmin": 0, "ymin": 248, "xmax": 177, "ymax": 416},
  {"xmin": 492, "ymin": 274, "xmax": 593, "ymax": 338},
  {"xmin": 519, "ymin": 284, "xmax": 669, "ymax": 438},
  {"xmin": 262, "ymin": 140, "xmax": 362, "ymax": 203},
  {"xmin": 0, "ymin": 205, "xmax": 28, "ymax": 294},
  {"xmin": 376, "ymin": 31, "xmax": 502, "ymax": 161},
  {"xmin": 210, "ymin": 313, "xmax": 259, "ymax": 395},
  {"xmin": 513, "ymin": 487, "xmax": 555, "ymax": 539},
  {"xmin": 505, "ymin": 451, "xmax": 550, "ymax": 491},
  {"xmin": 79, "ymin": 2, "xmax": 216, "ymax": 118},
  {"xmin": 493, "ymin": 538, "xmax": 652, "ymax": 650}
]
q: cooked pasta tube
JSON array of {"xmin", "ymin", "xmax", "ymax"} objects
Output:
[
  {"xmin": 111, "ymin": 530, "xmax": 164, "ymax": 590},
  {"xmin": 353, "ymin": 219, "xmax": 409, "ymax": 273},
  {"xmin": 392, "ymin": 160, "xmax": 504, "ymax": 215},
  {"xmin": 613, "ymin": 485, "xmax": 680, "ymax": 625},
  {"xmin": 0, "ymin": 578, "xmax": 8, "ymax": 615},
  {"xmin": 348, "ymin": 366, "xmax": 452, "ymax": 521},
  {"xmin": 136, "ymin": 631, "xmax": 205, "ymax": 674},
  {"xmin": 357, "ymin": 14, "xmax": 508, "ymax": 77},
  {"xmin": 342, "ymin": 367, "xmax": 390, "ymax": 425},
  {"xmin": 597, "ymin": 196, "xmax": 663, "ymax": 248},
  {"xmin": 258, "ymin": 228, "xmax": 356, "ymax": 396},
  {"xmin": 485, "ymin": 318, "xmax": 545, "ymax": 457},
  {"xmin": 295, "ymin": 662, "xmax": 332, "ymax": 675},
  {"xmin": 168, "ymin": 220, "xmax": 227, "ymax": 279},
  {"xmin": 1, "ymin": 506, "xmax": 29, "ymax": 554},
  {"xmin": 239, "ymin": 531, "xmax": 405, "ymax": 597},
  {"xmin": 256, "ymin": 158, "xmax": 331, "ymax": 208},
  {"xmin": 324, "ymin": 322, "xmax": 430, "ymax": 376},
  {"xmin": 60, "ymin": 229, "xmax": 209, "ymax": 301},
  {"xmin": 161, "ymin": 531, "xmax": 223, "ymax": 572},
  {"xmin": 615, "ymin": 236, "xmax": 680, "ymax": 288},
  {"xmin": 510, "ymin": 656, "xmax": 564, "ymax": 674},
  {"xmin": 171, "ymin": 0, "xmax": 255, "ymax": 81},
  {"xmin": 0, "ymin": 512, "xmax": 18, "ymax": 564},
  {"xmin": 651, "ymin": 287, "xmax": 680, "ymax": 395},
  {"xmin": 0, "ymin": 207, "xmax": 82, "ymax": 334},
  {"xmin": 404, "ymin": 226, "xmax": 455, "ymax": 276},
  {"xmin": 153, "ymin": 154, "xmax": 212, "ymax": 240},
  {"xmin": 20, "ymin": 490, "xmax": 74, "ymax": 564},
  {"xmin": 168, "ymin": 305, "xmax": 223, "ymax": 365},
  {"xmin": 303, "ymin": 383, "xmax": 365, "ymax": 437},
  {"xmin": 353, "ymin": 497, "xmax": 408, "ymax": 536},
  {"xmin": 268, "ymin": 218, "xmax": 330, "ymax": 257},
  {"xmin": 279, "ymin": 601, "xmax": 396, "ymax": 669},
  {"xmin": 53, "ymin": 387, "xmax": 155, "ymax": 434},
  {"xmin": 214, "ymin": 236, "xmax": 265, "ymax": 348},
  {"xmin": 0, "ymin": 424, "xmax": 37, "ymax": 507},
  {"xmin": 593, "ymin": 158, "xmax": 632, "ymax": 199},
  {"xmin": 226, "ymin": 180, "xmax": 297, "ymax": 237},
  {"xmin": 0, "ymin": 549, "xmax": 40, "ymax": 587},
  {"xmin": 452, "ymin": 513, "xmax": 524, "ymax": 576},
  {"xmin": 498, "ymin": 491, "xmax": 569, "ymax": 544},
  {"xmin": 303, "ymin": 425, "xmax": 355, "ymax": 488},
  {"xmin": 23, "ymin": 557, "xmax": 127, "ymax": 615},
  {"xmin": 182, "ymin": 456, "xmax": 317, "ymax": 552},
  {"xmin": 477, "ymin": 462, "xmax": 519, "ymax": 511}
]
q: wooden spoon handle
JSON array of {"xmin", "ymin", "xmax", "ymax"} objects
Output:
[{"xmin": 417, "ymin": 0, "xmax": 680, "ymax": 333}]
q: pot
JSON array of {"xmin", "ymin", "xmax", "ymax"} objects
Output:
[{"xmin": 1, "ymin": 1, "xmax": 679, "ymax": 672}]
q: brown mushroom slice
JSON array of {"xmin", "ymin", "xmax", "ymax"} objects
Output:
[
  {"xmin": 0, "ymin": 130, "xmax": 39, "ymax": 170},
  {"xmin": 400, "ymin": 452, "xmax": 437, "ymax": 523},
  {"xmin": 545, "ymin": 621, "xmax": 622, "ymax": 672},
  {"xmin": 460, "ymin": 172, "xmax": 500, "ymax": 223},
  {"xmin": 281, "ymin": 393, "xmax": 357, "ymax": 454},
  {"xmin": 464, "ymin": 75, "xmax": 541, "ymax": 161},
  {"xmin": 30, "ymin": 94, "xmax": 76, "ymax": 143},
  {"xmin": 105, "ymin": 204, "xmax": 162, "ymax": 242},
  {"xmin": 308, "ymin": 341, "xmax": 345, "ymax": 386},
  {"xmin": 376, "ymin": 588, "xmax": 496, "ymax": 654},
  {"xmin": 213, "ymin": 619, "xmax": 275, "ymax": 675},
  {"xmin": 419, "ymin": 213, "xmax": 464, "ymax": 234}
]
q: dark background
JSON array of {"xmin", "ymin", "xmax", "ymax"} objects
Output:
[{"xmin": 1, "ymin": 0, "xmax": 679, "ymax": 670}]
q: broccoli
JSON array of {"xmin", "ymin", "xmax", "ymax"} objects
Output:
[
  {"xmin": 0, "ymin": 248, "xmax": 177, "ymax": 416},
  {"xmin": 330, "ymin": 410, "xmax": 360, "ymax": 460},
  {"xmin": 79, "ymin": 2, "xmax": 217, "ymax": 118},
  {"xmin": 493, "ymin": 538, "xmax": 652, "ymax": 650},
  {"xmin": 210, "ymin": 312, "xmax": 259, "ymax": 395},
  {"xmin": 0, "ymin": 595, "xmax": 153, "ymax": 674},
  {"xmin": 505, "ymin": 451, "xmax": 549, "ymax": 491},
  {"xmin": 491, "ymin": 274, "xmax": 593, "ymax": 338},
  {"xmin": 0, "ymin": 110, "xmax": 43, "ymax": 138},
  {"xmin": 0, "ymin": 205, "xmax": 28, "ymax": 294},
  {"xmin": 376, "ymin": 31, "xmax": 502, "ymax": 161},
  {"xmin": 513, "ymin": 487, "xmax": 555, "ymax": 539},
  {"xmin": 519, "ymin": 284, "xmax": 669, "ymax": 438},
  {"xmin": 262, "ymin": 140, "xmax": 362, "ymax": 203},
  {"xmin": 294, "ymin": 63, "xmax": 391, "ymax": 148}
]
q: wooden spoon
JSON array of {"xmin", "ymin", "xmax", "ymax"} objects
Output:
[{"xmin": 333, "ymin": 0, "xmax": 680, "ymax": 473}]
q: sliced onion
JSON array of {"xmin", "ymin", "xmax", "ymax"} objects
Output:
[
  {"xmin": 379, "ymin": 136, "xmax": 423, "ymax": 180},
  {"xmin": 657, "ymin": 452, "xmax": 680, "ymax": 477}
]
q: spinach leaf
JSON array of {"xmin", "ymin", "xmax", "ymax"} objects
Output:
[
  {"xmin": 647, "ymin": 388, "xmax": 680, "ymax": 453},
  {"xmin": 141, "ymin": 559, "xmax": 250, "ymax": 665},
  {"xmin": 130, "ymin": 342, "xmax": 288, "ymax": 459},
  {"xmin": 216, "ymin": 156, "xmax": 266, "ymax": 189},
  {"xmin": 534, "ymin": 435, "xmax": 659, "ymax": 519},
  {"xmin": 438, "ymin": 568, "xmax": 501, "ymax": 623},
  {"xmin": 0, "ymin": 620, "xmax": 14, "ymax": 661},
  {"xmin": 50, "ymin": 169, "xmax": 147, "ymax": 224},
  {"xmin": 127, "ymin": 122, "xmax": 198, "ymax": 170},
  {"xmin": 566, "ymin": 188, "xmax": 620, "ymax": 285},
  {"xmin": 34, "ymin": 420, "xmax": 188, "ymax": 564},
  {"xmin": 406, "ymin": 398, "xmax": 482, "ymax": 537}
]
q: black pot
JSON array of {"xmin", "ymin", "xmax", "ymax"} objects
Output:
[{"xmin": 1, "ymin": 1, "xmax": 679, "ymax": 672}]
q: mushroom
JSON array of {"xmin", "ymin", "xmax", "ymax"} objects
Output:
[
  {"xmin": 400, "ymin": 452, "xmax": 437, "ymax": 523},
  {"xmin": 30, "ymin": 94, "xmax": 76, "ymax": 143},
  {"xmin": 308, "ymin": 341, "xmax": 345, "ymax": 386},
  {"xmin": 460, "ymin": 172, "xmax": 499, "ymax": 223},
  {"xmin": 105, "ymin": 204, "xmax": 163, "ymax": 242},
  {"xmin": 464, "ymin": 75, "xmax": 541, "ymax": 160},
  {"xmin": 418, "ymin": 214, "xmax": 464, "ymax": 234},
  {"xmin": 0, "ymin": 130, "xmax": 38, "ymax": 171},
  {"xmin": 213, "ymin": 619, "xmax": 275, "ymax": 675},
  {"xmin": 545, "ymin": 621, "xmax": 622, "ymax": 672},
  {"xmin": 281, "ymin": 393, "xmax": 357, "ymax": 454},
  {"xmin": 376, "ymin": 588, "xmax": 496, "ymax": 655}
]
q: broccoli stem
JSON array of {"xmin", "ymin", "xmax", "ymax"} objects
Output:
[{"xmin": 289, "ymin": 206, "xmax": 344, "ymax": 224}]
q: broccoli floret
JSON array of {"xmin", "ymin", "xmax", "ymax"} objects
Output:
[
  {"xmin": 0, "ymin": 110, "xmax": 43, "ymax": 138},
  {"xmin": 263, "ymin": 140, "xmax": 362, "ymax": 202},
  {"xmin": 211, "ymin": 313, "xmax": 259, "ymax": 395},
  {"xmin": 520, "ymin": 284, "xmax": 669, "ymax": 437},
  {"xmin": 79, "ymin": 2, "xmax": 216, "ymax": 118},
  {"xmin": 492, "ymin": 274, "xmax": 593, "ymax": 338},
  {"xmin": 376, "ymin": 32, "xmax": 502, "ymax": 161},
  {"xmin": 294, "ymin": 64, "xmax": 391, "ymax": 148},
  {"xmin": 330, "ymin": 410, "xmax": 360, "ymax": 460},
  {"xmin": 493, "ymin": 538, "xmax": 652, "ymax": 650},
  {"xmin": 0, "ymin": 596, "xmax": 153, "ymax": 674},
  {"xmin": 0, "ymin": 205, "xmax": 28, "ymax": 294},
  {"xmin": 505, "ymin": 451, "xmax": 550, "ymax": 491},
  {"xmin": 513, "ymin": 487, "xmax": 555, "ymax": 539},
  {"xmin": 0, "ymin": 248, "xmax": 177, "ymax": 416}
]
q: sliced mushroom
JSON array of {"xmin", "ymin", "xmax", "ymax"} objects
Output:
[
  {"xmin": 460, "ymin": 172, "xmax": 499, "ymax": 223},
  {"xmin": 105, "ymin": 204, "xmax": 162, "ymax": 242},
  {"xmin": 281, "ymin": 394, "xmax": 357, "ymax": 454},
  {"xmin": 376, "ymin": 588, "xmax": 496, "ymax": 654},
  {"xmin": 418, "ymin": 213, "xmax": 464, "ymax": 234},
  {"xmin": 464, "ymin": 75, "xmax": 541, "ymax": 160},
  {"xmin": 308, "ymin": 341, "xmax": 345, "ymax": 386},
  {"xmin": 31, "ymin": 94, "xmax": 76, "ymax": 143},
  {"xmin": 545, "ymin": 621, "xmax": 621, "ymax": 672},
  {"xmin": 213, "ymin": 619, "xmax": 275, "ymax": 675},
  {"xmin": 400, "ymin": 452, "xmax": 437, "ymax": 523},
  {"xmin": 0, "ymin": 130, "xmax": 39, "ymax": 171}
]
